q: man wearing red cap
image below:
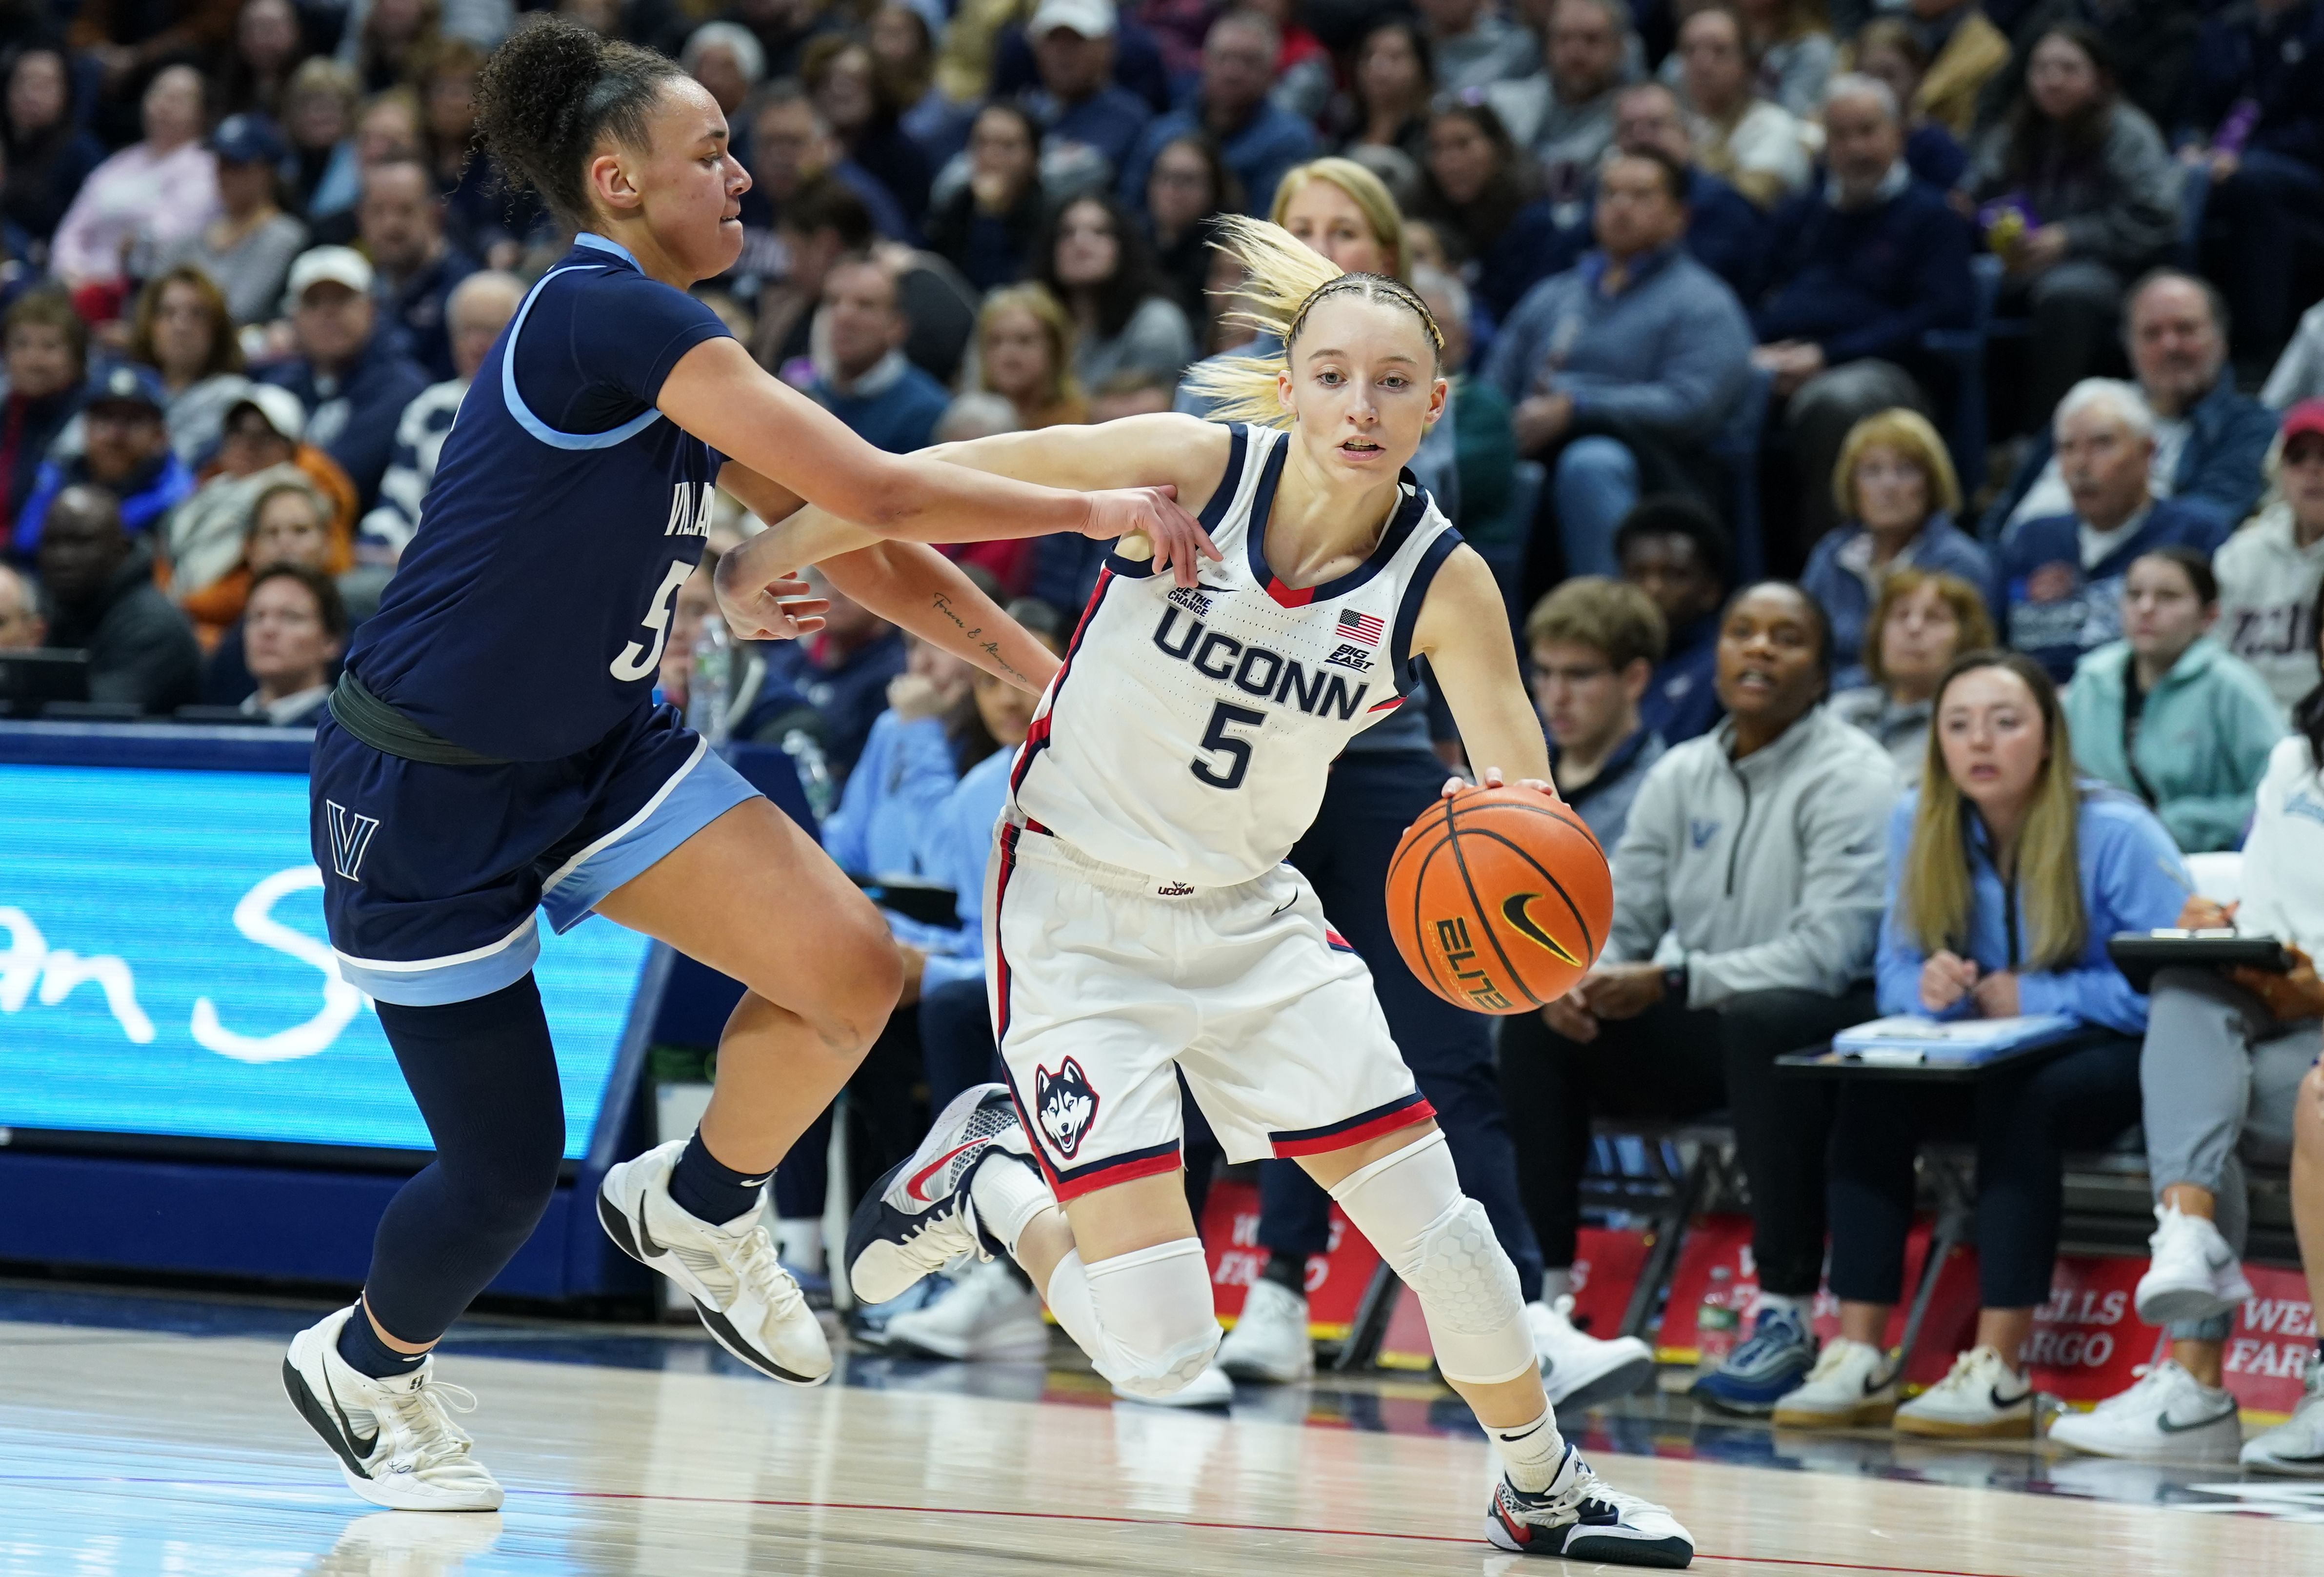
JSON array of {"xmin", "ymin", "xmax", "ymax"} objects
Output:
[{"xmin": 2217, "ymin": 399, "xmax": 2324, "ymax": 709}]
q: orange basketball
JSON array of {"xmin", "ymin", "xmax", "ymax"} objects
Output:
[{"xmin": 1383, "ymin": 785, "xmax": 1614, "ymax": 1014}]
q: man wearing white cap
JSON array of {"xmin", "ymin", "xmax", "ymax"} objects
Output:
[
  {"xmin": 1024, "ymin": 0, "xmax": 1151, "ymax": 185},
  {"xmin": 259, "ymin": 245, "xmax": 429, "ymax": 513}
]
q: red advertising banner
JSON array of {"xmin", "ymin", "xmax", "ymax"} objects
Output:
[
  {"xmin": 2223, "ymin": 1265, "xmax": 2319, "ymax": 1420},
  {"xmin": 1200, "ymin": 1177, "xmax": 1380, "ymax": 1339},
  {"xmin": 1656, "ymin": 1213, "xmax": 1929, "ymax": 1363},
  {"xmin": 1375, "ymin": 1224, "xmax": 1651, "ymax": 1372}
]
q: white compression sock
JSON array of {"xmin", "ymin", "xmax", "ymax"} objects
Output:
[
  {"xmin": 968, "ymin": 1152, "xmax": 1057, "ymax": 1256},
  {"xmin": 1490, "ymin": 1403, "xmax": 1567, "ymax": 1495}
]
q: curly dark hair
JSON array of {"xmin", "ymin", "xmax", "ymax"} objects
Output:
[{"xmin": 473, "ymin": 17, "xmax": 686, "ymax": 229}]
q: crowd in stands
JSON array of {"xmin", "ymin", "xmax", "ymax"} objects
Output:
[{"xmin": 0, "ymin": 0, "xmax": 2318, "ymax": 1465}]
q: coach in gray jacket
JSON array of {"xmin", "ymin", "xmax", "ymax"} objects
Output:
[{"xmin": 1500, "ymin": 582, "xmax": 1901, "ymax": 1407}]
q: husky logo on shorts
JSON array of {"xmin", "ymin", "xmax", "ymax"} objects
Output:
[{"xmin": 1033, "ymin": 1057, "xmax": 1100, "ymax": 1158}]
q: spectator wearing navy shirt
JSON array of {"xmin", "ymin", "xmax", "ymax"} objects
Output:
[
  {"xmin": 0, "ymin": 48, "xmax": 105, "ymax": 245},
  {"xmin": 1021, "ymin": 0, "xmax": 1152, "ymax": 186},
  {"xmin": 1617, "ymin": 496, "xmax": 1732, "ymax": 744},
  {"xmin": 0, "ymin": 291, "xmax": 87, "ymax": 553},
  {"xmin": 804, "ymin": 36, "xmax": 933, "ymax": 228},
  {"xmin": 760, "ymin": 567, "xmax": 909, "ymax": 783},
  {"xmin": 1988, "ymin": 271, "xmax": 2278, "ymax": 541},
  {"xmin": 12, "ymin": 366, "xmax": 195, "ymax": 561},
  {"xmin": 1753, "ymin": 75, "xmax": 1973, "ymax": 548},
  {"xmin": 1528, "ymin": 576, "xmax": 1670, "ymax": 848},
  {"xmin": 1850, "ymin": 19, "xmax": 1968, "ymax": 190},
  {"xmin": 1118, "ymin": 10, "xmax": 1318, "ymax": 217},
  {"xmin": 808, "ymin": 253, "xmax": 951, "ymax": 454},
  {"xmin": 2003, "ymin": 379, "xmax": 2229, "ymax": 683},
  {"xmin": 359, "ymin": 159, "xmax": 481, "ymax": 384},
  {"xmin": 2179, "ymin": 0, "xmax": 2324, "ymax": 376},
  {"xmin": 260, "ymin": 247, "xmax": 432, "ymax": 514}
]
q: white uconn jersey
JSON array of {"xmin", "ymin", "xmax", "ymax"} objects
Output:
[{"xmin": 1010, "ymin": 424, "xmax": 1463, "ymax": 886}]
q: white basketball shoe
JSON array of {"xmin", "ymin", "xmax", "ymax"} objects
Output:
[
  {"xmin": 884, "ymin": 1256, "xmax": 1052, "ymax": 1362},
  {"xmin": 598, "ymin": 1139, "xmax": 830, "ymax": 1385},
  {"xmin": 282, "ymin": 1306, "xmax": 503, "ymax": 1511},
  {"xmin": 1215, "ymin": 1277, "xmax": 1316, "ymax": 1383},
  {"xmin": 1483, "ymin": 1442, "xmax": 1694, "ymax": 1567},
  {"xmin": 2133, "ymin": 1205, "xmax": 2253, "ymax": 1326},
  {"xmin": 846, "ymin": 1083, "xmax": 1041, "ymax": 1305},
  {"xmin": 1528, "ymin": 1296, "xmax": 1656, "ymax": 1410}
]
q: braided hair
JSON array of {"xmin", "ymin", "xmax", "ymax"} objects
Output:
[
  {"xmin": 1178, "ymin": 215, "xmax": 1443, "ymax": 430},
  {"xmin": 474, "ymin": 18, "xmax": 687, "ymax": 231}
]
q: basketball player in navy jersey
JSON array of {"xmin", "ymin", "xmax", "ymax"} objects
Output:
[{"xmin": 280, "ymin": 20, "xmax": 1216, "ymax": 1511}]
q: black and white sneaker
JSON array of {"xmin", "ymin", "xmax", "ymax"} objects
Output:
[
  {"xmin": 846, "ymin": 1083, "xmax": 1042, "ymax": 1305},
  {"xmin": 598, "ymin": 1139, "xmax": 831, "ymax": 1385},
  {"xmin": 1483, "ymin": 1444, "xmax": 1693, "ymax": 1567},
  {"xmin": 282, "ymin": 1306, "xmax": 503, "ymax": 1511}
]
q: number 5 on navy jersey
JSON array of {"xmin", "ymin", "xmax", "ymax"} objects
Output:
[{"xmin": 611, "ymin": 559, "xmax": 695, "ymax": 682}]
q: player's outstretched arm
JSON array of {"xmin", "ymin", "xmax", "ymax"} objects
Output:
[
  {"xmin": 717, "ymin": 465, "xmax": 1062, "ymax": 695},
  {"xmin": 660, "ymin": 342, "xmax": 1222, "ymax": 579},
  {"xmin": 1410, "ymin": 546, "xmax": 1556, "ymax": 791},
  {"xmin": 743, "ymin": 413, "xmax": 1237, "ymax": 570}
]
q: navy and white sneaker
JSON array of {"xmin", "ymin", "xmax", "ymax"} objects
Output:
[
  {"xmin": 846, "ymin": 1083, "xmax": 1042, "ymax": 1306},
  {"xmin": 1483, "ymin": 1444, "xmax": 1693, "ymax": 1567},
  {"xmin": 1690, "ymin": 1303, "xmax": 1815, "ymax": 1416}
]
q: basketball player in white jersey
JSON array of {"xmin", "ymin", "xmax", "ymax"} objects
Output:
[{"xmin": 727, "ymin": 219, "xmax": 1692, "ymax": 1565}]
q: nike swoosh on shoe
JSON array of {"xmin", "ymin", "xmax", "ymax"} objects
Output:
[
  {"xmin": 635, "ymin": 1204, "xmax": 667, "ymax": 1260},
  {"xmin": 1989, "ymin": 1386, "xmax": 2030, "ymax": 1410},
  {"xmin": 329, "ymin": 1376, "xmax": 379, "ymax": 1458},
  {"xmin": 2158, "ymin": 1406, "xmax": 2241, "ymax": 1434},
  {"xmin": 906, "ymin": 1141, "xmax": 984, "ymax": 1201}
]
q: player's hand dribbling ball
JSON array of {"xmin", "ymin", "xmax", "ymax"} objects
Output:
[{"xmin": 1384, "ymin": 785, "xmax": 1613, "ymax": 1014}]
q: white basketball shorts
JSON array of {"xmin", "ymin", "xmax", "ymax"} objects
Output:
[{"xmin": 983, "ymin": 818, "xmax": 1435, "ymax": 1200}]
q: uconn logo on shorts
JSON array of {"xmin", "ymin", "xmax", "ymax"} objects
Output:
[{"xmin": 1034, "ymin": 1056, "xmax": 1100, "ymax": 1158}]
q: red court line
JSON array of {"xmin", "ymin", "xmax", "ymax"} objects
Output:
[{"xmin": 0, "ymin": 1476, "xmax": 2040, "ymax": 1577}]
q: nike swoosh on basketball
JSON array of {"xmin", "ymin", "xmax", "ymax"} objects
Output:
[
  {"xmin": 907, "ymin": 1140, "xmax": 983, "ymax": 1201},
  {"xmin": 1501, "ymin": 893, "xmax": 1583, "ymax": 966}
]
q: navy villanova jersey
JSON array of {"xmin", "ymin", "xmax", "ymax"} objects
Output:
[{"xmin": 347, "ymin": 234, "xmax": 731, "ymax": 761}]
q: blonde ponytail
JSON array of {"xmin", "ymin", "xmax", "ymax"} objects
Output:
[{"xmin": 1179, "ymin": 214, "xmax": 1443, "ymax": 429}]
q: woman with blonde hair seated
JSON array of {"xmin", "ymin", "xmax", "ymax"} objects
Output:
[
  {"xmin": 973, "ymin": 284, "xmax": 1087, "ymax": 431},
  {"xmin": 1773, "ymin": 650, "xmax": 2188, "ymax": 1438},
  {"xmin": 1801, "ymin": 407, "xmax": 1998, "ymax": 691}
]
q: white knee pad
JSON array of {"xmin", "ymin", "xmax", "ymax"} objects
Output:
[
  {"xmin": 1330, "ymin": 1131, "xmax": 1534, "ymax": 1385},
  {"xmin": 1044, "ymin": 1239, "xmax": 1221, "ymax": 1399}
]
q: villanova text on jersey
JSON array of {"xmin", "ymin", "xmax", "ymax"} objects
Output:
[{"xmin": 344, "ymin": 234, "xmax": 732, "ymax": 762}]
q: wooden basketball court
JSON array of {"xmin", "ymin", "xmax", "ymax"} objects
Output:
[{"xmin": 3, "ymin": 1284, "xmax": 2318, "ymax": 1577}]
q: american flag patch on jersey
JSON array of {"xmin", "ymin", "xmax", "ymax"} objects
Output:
[{"xmin": 1338, "ymin": 608, "xmax": 1385, "ymax": 644}]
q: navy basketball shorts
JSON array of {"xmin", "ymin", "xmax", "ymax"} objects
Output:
[{"xmin": 311, "ymin": 701, "xmax": 761, "ymax": 1006}]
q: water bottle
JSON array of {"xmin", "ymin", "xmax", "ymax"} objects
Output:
[
  {"xmin": 782, "ymin": 728, "xmax": 836, "ymax": 821},
  {"xmin": 1696, "ymin": 1266, "xmax": 1740, "ymax": 1375},
  {"xmin": 688, "ymin": 618, "xmax": 733, "ymax": 748}
]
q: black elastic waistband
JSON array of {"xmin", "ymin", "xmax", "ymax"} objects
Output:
[{"xmin": 327, "ymin": 671, "xmax": 511, "ymax": 768}]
